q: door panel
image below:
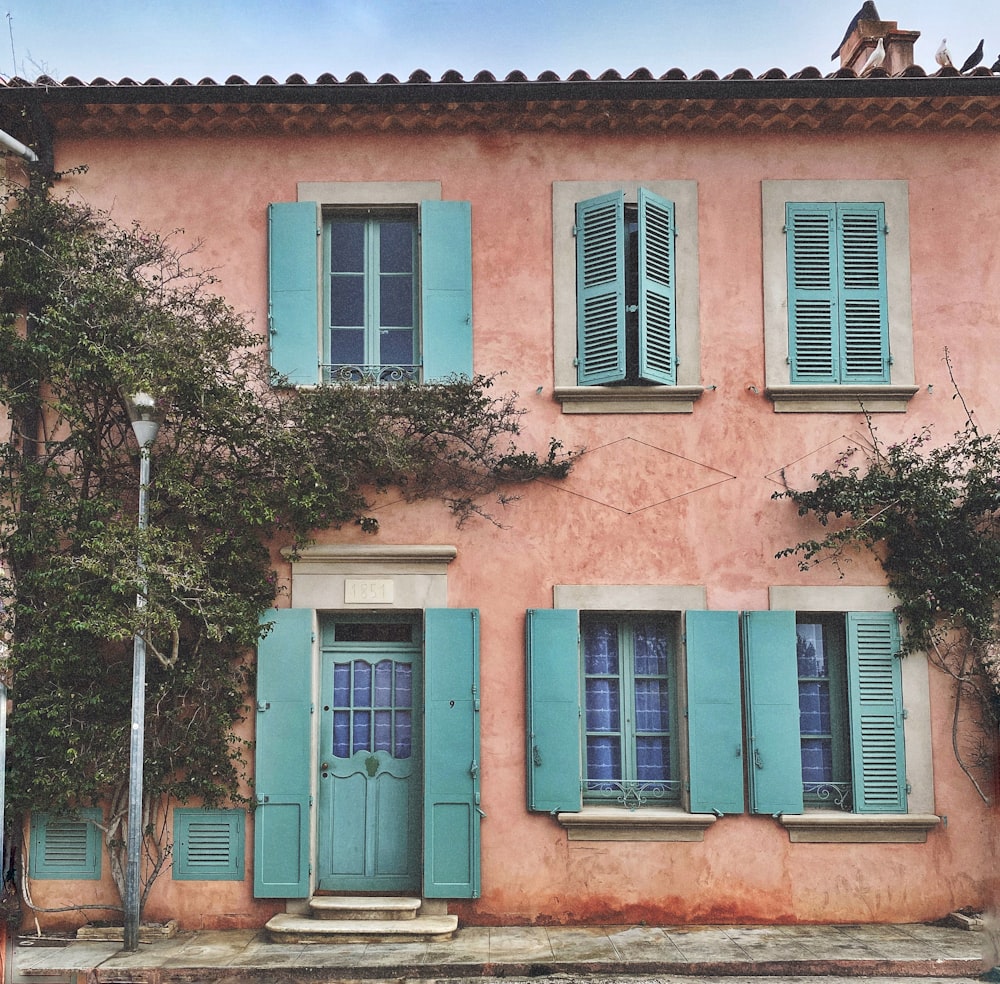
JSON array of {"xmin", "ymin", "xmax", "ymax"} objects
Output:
[{"xmin": 318, "ymin": 640, "xmax": 421, "ymax": 891}]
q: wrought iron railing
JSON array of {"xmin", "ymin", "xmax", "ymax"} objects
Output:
[
  {"xmin": 803, "ymin": 781, "xmax": 853, "ymax": 810},
  {"xmin": 584, "ymin": 779, "xmax": 682, "ymax": 811},
  {"xmin": 323, "ymin": 363, "xmax": 420, "ymax": 384}
]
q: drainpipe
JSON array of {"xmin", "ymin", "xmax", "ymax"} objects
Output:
[{"xmin": 0, "ymin": 128, "xmax": 38, "ymax": 163}]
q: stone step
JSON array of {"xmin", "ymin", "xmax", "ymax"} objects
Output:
[
  {"xmin": 310, "ymin": 895, "xmax": 421, "ymax": 921},
  {"xmin": 265, "ymin": 912, "xmax": 459, "ymax": 944}
]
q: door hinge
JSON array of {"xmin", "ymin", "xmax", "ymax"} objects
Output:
[{"xmin": 256, "ymin": 700, "xmax": 270, "ymax": 713}]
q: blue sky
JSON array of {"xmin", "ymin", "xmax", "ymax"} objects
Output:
[{"xmin": 9, "ymin": 1, "xmax": 1000, "ymax": 83}]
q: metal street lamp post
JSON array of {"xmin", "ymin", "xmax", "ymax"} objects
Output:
[{"xmin": 122, "ymin": 391, "xmax": 161, "ymax": 952}]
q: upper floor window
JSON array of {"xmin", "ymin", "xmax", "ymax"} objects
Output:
[
  {"xmin": 552, "ymin": 181, "xmax": 703, "ymax": 414},
  {"xmin": 268, "ymin": 183, "xmax": 471, "ymax": 386},
  {"xmin": 762, "ymin": 180, "xmax": 917, "ymax": 413}
]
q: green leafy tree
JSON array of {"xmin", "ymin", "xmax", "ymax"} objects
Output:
[
  {"xmin": 774, "ymin": 370, "xmax": 1000, "ymax": 801},
  {"xmin": 0, "ymin": 180, "xmax": 572, "ymax": 918}
]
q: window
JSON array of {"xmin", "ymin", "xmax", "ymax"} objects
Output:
[
  {"xmin": 29, "ymin": 809, "xmax": 102, "ymax": 880},
  {"xmin": 173, "ymin": 808, "xmax": 245, "ymax": 881},
  {"xmin": 268, "ymin": 182, "xmax": 472, "ymax": 386},
  {"xmin": 326, "ymin": 211, "xmax": 418, "ymax": 382},
  {"xmin": 581, "ymin": 615, "xmax": 679, "ymax": 807},
  {"xmin": 762, "ymin": 181, "xmax": 917, "ymax": 413},
  {"xmin": 553, "ymin": 182, "xmax": 702, "ymax": 413}
]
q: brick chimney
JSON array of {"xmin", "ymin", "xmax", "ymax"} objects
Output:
[{"xmin": 839, "ymin": 17, "xmax": 920, "ymax": 74}]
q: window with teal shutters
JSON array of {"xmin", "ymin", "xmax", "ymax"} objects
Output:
[
  {"xmin": 786, "ymin": 202, "xmax": 890, "ymax": 385},
  {"xmin": 29, "ymin": 809, "xmax": 102, "ymax": 880},
  {"xmin": 685, "ymin": 611, "xmax": 745, "ymax": 815},
  {"xmin": 173, "ymin": 809, "xmax": 245, "ymax": 881},
  {"xmin": 253, "ymin": 608, "xmax": 313, "ymax": 899},
  {"xmin": 847, "ymin": 611, "xmax": 906, "ymax": 812},
  {"xmin": 525, "ymin": 608, "xmax": 583, "ymax": 813},
  {"xmin": 423, "ymin": 608, "xmax": 481, "ymax": 899},
  {"xmin": 268, "ymin": 199, "xmax": 472, "ymax": 386},
  {"xmin": 576, "ymin": 188, "xmax": 676, "ymax": 386}
]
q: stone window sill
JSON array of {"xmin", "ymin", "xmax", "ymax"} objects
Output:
[
  {"xmin": 779, "ymin": 812, "xmax": 940, "ymax": 843},
  {"xmin": 767, "ymin": 385, "xmax": 919, "ymax": 413},
  {"xmin": 554, "ymin": 386, "xmax": 704, "ymax": 414},
  {"xmin": 557, "ymin": 806, "xmax": 717, "ymax": 841}
]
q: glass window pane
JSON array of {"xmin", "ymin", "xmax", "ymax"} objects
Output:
[
  {"xmin": 801, "ymin": 737, "xmax": 833, "ymax": 783},
  {"xmin": 374, "ymin": 661, "xmax": 393, "ymax": 707},
  {"xmin": 333, "ymin": 710, "xmax": 350, "ymax": 758},
  {"xmin": 634, "ymin": 678, "xmax": 669, "ymax": 732},
  {"xmin": 380, "ymin": 328, "xmax": 415, "ymax": 367},
  {"xmin": 353, "ymin": 710, "xmax": 371, "ymax": 753},
  {"xmin": 330, "ymin": 275, "xmax": 364, "ymax": 327},
  {"xmin": 636, "ymin": 736, "xmax": 671, "ymax": 782},
  {"xmin": 799, "ymin": 680, "xmax": 831, "ymax": 735},
  {"xmin": 374, "ymin": 710, "xmax": 392, "ymax": 751},
  {"xmin": 585, "ymin": 678, "xmax": 619, "ymax": 732},
  {"xmin": 633, "ymin": 622, "xmax": 670, "ymax": 675},
  {"xmin": 586, "ymin": 735, "xmax": 621, "ymax": 783},
  {"xmin": 797, "ymin": 625, "xmax": 827, "ymax": 676},
  {"xmin": 394, "ymin": 710, "xmax": 412, "ymax": 758},
  {"xmin": 583, "ymin": 621, "xmax": 618, "ymax": 675},
  {"xmin": 380, "ymin": 275, "xmax": 415, "ymax": 328},
  {"xmin": 353, "ymin": 662, "xmax": 372, "ymax": 707},
  {"xmin": 333, "ymin": 664, "xmax": 350, "ymax": 706},
  {"xmin": 331, "ymin": 328, "xmax": 365, "ymax": 367},
  {"xmin": 395, "ymin": 664, "xmax": 412, "ymax": 708},
  {"xmin": 330, "ymin": 220, "xmax": 365, "ymax": 273},
  {"xmin": 379, "ymin": 221, "xmax": 414, "ymax": 273}
]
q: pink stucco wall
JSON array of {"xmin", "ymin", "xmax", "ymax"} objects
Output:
[{"xmin": 26, "ymin": 118, "xmax": 1000, "ymax": 929}]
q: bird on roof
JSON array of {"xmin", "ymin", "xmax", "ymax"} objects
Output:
[
  {"xmin": 935, "ymin": 39, "xmax": 954, "ymax": 68},
  {"xmin": 960, "ymin": 38, "xmax": 985, "ymax": 72},
  {"xmin": 831, "ymin": 0, "xmax": 880, "ymax": 60},
  {"xmin": 861, "ymin": 37, "xmax": 886, "ymax": 74},
  {"xmin": 991, "ymin": 55, "xmax": 1000, "ymax": 73}
]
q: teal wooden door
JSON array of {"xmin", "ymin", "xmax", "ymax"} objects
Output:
[{"xmin": 317, "ymin": 621, "xmax": 422, "ymax": 891}]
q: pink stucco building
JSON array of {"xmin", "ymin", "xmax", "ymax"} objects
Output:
[{"xmin": 2, "ymin": 11, "xmax": 998, "ymax": 934}]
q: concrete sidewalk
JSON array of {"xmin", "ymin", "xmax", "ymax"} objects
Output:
[{"xmin": 12, "ymin": 921, "xmax": 990, "ymax": 983}]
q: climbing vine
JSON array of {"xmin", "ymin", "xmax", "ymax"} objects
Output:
[{"xmin": 774, "ymin": 363, "xmax": 1000, "ymax": 801}]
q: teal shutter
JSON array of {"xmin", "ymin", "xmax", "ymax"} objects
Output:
[
  {"xmin": 173, "ymin": 809, "xmax": 245, "ymax": 881},
  {"xmin": 847, "ymin": 612, "xmax": 906, "ymax": 812},
  {"xmin": 525, "ymin": 609, "xmax": 582, "ymax": 813},
  {"xmin": 268, "ymin": 202, "xmax": 320, "ymax": 386},
  {"xmin": 424, "ymin": 608, "xmax": 480, "ymax": 898},
  {"xmin": 685, "ymin": 611, "xmax": 744, "ymax": 814},
  {"xmin": 29, "ymin": 809, "xmax": 102, "ymax": 880},
  {"xmin": 744, "ymin": 610, "xmax": 804, "ymax": 815},
  {"xmin": 837, "ymin": 204, "xmax": 890, "ymax": 383},
  {"xmin": 787, "ymin": 203, "xmax": 838, "ymax": 384},
  {"xmin": 637, "ymin": 188, "xmax": 677, "ymax": 385},
  {"xmin": 253, "ymin": 608, "xmax": 313, "ymax": 898},
  {"xmin": 576, "ymin": 191, "xmax": 626, "ymax": 385},
  {"xmin": 420, "ymin": 201, "xmax": 473, "ymax": 381}
]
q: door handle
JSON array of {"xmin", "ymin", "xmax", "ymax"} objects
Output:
[{"xmin": 754, "ymin": 748, "xmax": 763, "ymax": 769}]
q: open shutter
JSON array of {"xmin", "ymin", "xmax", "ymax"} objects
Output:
[
  {"xmin": 254, "ymin": 608, "xmax": 313, "ymax": 898},
  {"xmin": 424, "ymin": 608, "xmax": 480, "ymax": 898},
  {"xmin": 576, "ymin": 191, "xmax": 626, "ymax": 384},
  {"xmin": 638, "ymin": 188, "xmax": 677, "ymax": 385},
  {"xmin": 525, "ymin": 609, "xmax": 582, "ymax": 813},
  {"xmin": 420, "ymin": 201, "xmax": 473, "ymax": 381},
  {"xmin": 787, "ymin": 203, "xmax": 838, "ymax": 384},
  {"xmin": 847, "ymin": 612, "xmax": 906, "ymax": 812},
  {"xmin": 744, "ymin": 610, "xmax": 804, "ymax": 815},
  {"xmin": 685, "ymin": 611, "xmax": 744, "ymax": 814},
  {"xmin": 837, "ymin": 204, "xmax": 890, "ymax": 383},
  {"xmin": 268, "ymin": 202, "xmax": 320, "ymax": 386}
]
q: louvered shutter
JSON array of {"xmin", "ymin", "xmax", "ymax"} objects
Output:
[
  {"xmin": 847, "ymin": 612, "xmax": 906, "ymax": 812},
  {"xmin": 638, "ymin": 188, "xmax": 677, "ymax": 385},
  {"xmin": 837, "ymin": 204, "xmax": 890, "ymax": 383},
  {"xmin": 525, "ymin": 609, "xmax": 582, "ymax": 813},
  {"xmin": 29, "ymin": 809, "xmax": 102, "ymax": 879},
  {"xmin": 420, "ymin": 200, "xmax": 474, "ymax": 381},
  {"xmin": 576, "ymin": 192, "xmax": 626, "ymax": 384},
  {"xmin": 268, "ymin": 202, "xmax": 320, "ymax": 386},
  {"xmin": 744, "ymin": 610, "xmax": 804, "ymax": 815},
  {"xmin": 423, "ymin": 608, "xmax": 481, "ymax": 898},
  {"xmin": 174, "ymin": 809, "xmax": 244, "ymax": 881},
  {"xmin": 787, "ymin": 203, "xmax": 838, "ymax": 383},
  {"xmin": 253, "ymin": 608, "xmax": 313, "ymax": 898},
  {"xmin": 685, "ymin": 611, "xmax": 744, "ymax": 814}
]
